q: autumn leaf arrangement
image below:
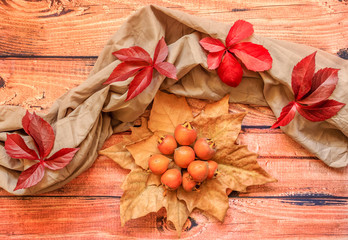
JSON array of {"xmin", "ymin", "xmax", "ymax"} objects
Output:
[{"xmin": 100, "ymin": 91, "xmax": 276, "ymax": 236}]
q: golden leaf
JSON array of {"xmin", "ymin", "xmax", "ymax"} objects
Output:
[
  {"xmin": 216, "ymin": 145, "xmax": 277, "ymax": 192},
  {"xmin": 126, "ymin": 134, "xmax": 161, "ymax": 170},
  {"xmin": 177, "ymin": 179, "xmax": 229, "ymax": 222},
  {"xmin": 147, "ymin": 173, "xmax": 162, "ymax": 186},
  {"xmin": 99, "ymin": 142, "xmax": 138, "ymax": 170},
  {"xmin": 164, "ymin": 191, "xmax": 191, "ymax": 237},
  {"xmin": 192, "ymin": 112, "xmax": 246, "ymax": 151},
  {"xmin": 120, "ymin": 169, "xmax": 165, "ymax": 226},
  {"xmin": 148, "ymin": 91, "xmax": 193, "ymax": 134},
  {"xmin": 203, "ymin": 94, "xmax": 230, "ymax": 117},
  {"xmin": 123, "ymin": 117, "xmax": 153, "ymax": 144},
  {"xmin": 100, "ymin": 117, "xmax": 152, "ymax": 170}
]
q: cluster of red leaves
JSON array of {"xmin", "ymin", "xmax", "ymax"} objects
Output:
[
  {"xmin": 199, "ymin": 20, "xmax": 272, "ymax": 87},
  {"xmin": 103, "ymin": 37, "xmax": 177, "ymax": 101},
  {"xmin": 5, "ymin": 111, "xmax": 79, "ymax": 191},
  {"xmin": 272, "ymin": 52, "xmax": 345, "ymax": 128}
]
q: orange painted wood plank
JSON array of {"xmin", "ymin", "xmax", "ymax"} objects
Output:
[
  {"xmin": 0, "ymin": 154, "xmax": 346, "ymax": 197},
  {"xmin": 0, "ymin": 197, "xmax": 346, "ymax": 239},
  {"xmin": 0, "ymin": 0, "xmax": 347, "ymax": 56}
]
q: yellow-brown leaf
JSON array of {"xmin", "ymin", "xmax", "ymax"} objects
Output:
[
  {"xmin": 99, "ymin": 142, "xmax": 138, "ymax": 170},
  {"xmin": 177, "ymin": 179, "xmax": 229, "ymax": 222},
  {"xmin": 126, "ymin": 134, "xmax": 160, "ymax": 170},
  {"xmin": 164, "ymin": 191, "xmax": 191, "ymax": 237},
  {"xmin": 203, "ymin": 94, "xmax": 230, "ymax": 117},
  {"xmin": 147, "ymin": 173, "xmax": 162, "ymax": 186},
  {"xmin": 216, "ymin": 145, "xmax": 277, "ymax": 192},
  {"xmin": 123, "ymin": 117, "xmax": 153, "ymax": 144},
  {"xmin": 192, "ymin": 112, "xmax": 246, "ymax": 151},
  {"xmin": 148, "ymin": 91, "xmax": 193, "ymax": 134},
  {"xmin": 120, "ymin": 169, "xmax": 165, "ymax": 226}
]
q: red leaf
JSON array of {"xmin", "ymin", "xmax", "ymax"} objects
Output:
[
  {"xmin": 22, "ymin": 111, "xmax": 33, "ymax": 136},
  {"xmin": 103, "ymin": 61, "xmax": 148, "ymax": 85},
  {"xmin": 44, "ymin": 148, "xmax": 79, "ymax": 170},
  {"xmin": 226, "ymin": 20, "xmax": 254, "ymax": 47},
  {"xmin": 271, "ymin": 101, "xmax": 297, "ymax": 129},
  {"xmin": 292, "ymin": 52, "xmax": 316, "ymax": 101},
  {"xmin": 5, "ymin": 134, "xmax": 38, "ymax": 160},
  {"xmin": 297, "ymin": 100, "xmax": 345, "ymax": 122},
  {"xmin": 217, "ymin": 53, "xmax": 243, "ymax": 87},
  {"xmin": 113, "ymin": 46, "xmax": 152, "ymax": 64},
  {"xmin": 154, "ymin": 62, "xmax": 177, "ymax": 80},
  {"xmin": 153, "ymin": 37, "xmax": 168, "ymax": 64},
  {"xmin": 126, "ymin": 66, "xmax": 153, "ymax": 101},
  {"xmin": 199, "ymin": 37, "xmax": 226, "ymax": 53},
  {"xmin": 298, "ymin": 68, "xmax": 339, "ymax": 105},
  {"xmin": 230, "ymin": 42, "xmax": 272, "ymax": 71},
  {"xmin": 14, "ymin": 162, "xmax": 45, "ymax": 191},
  {"xmin": 207, "ymin": 51, "xmax": 225, "ymax": 70},
  {"xmin": 28, "ymin": 113, "xmax": 55, "ymax": 159}
]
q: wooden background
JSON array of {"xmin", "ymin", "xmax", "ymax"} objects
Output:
[{"xmin": 1, "ymin": 0, "xmax": 348, "ymax": 239}]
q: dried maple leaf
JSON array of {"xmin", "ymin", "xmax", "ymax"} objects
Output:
[
  {"xmin": 148, "ymin": 91, "xmax": 193, "ymax": 134},
  {"xmin": 200, "ymin": 20, "xmax": 272, "ymax": 87},
  {"xmin": 103, "ymin": 37, "xmax": 177, "ymax": 101},
  {"xmin": 99, "ymin": 118, "xmax": 152, "ymax": 170},
  {"xmin": 5, "ymin": 111, "xmax": 79, "ymax": 191},
  {"xmin": 102, "ymin": 91, "xmax": 275, "ymax": 236},
  {"xmin": 272, "ymin": 52, "xmax": 346, "ymax": 128}
]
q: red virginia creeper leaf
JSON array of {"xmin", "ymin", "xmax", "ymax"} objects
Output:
[
  {"xmin": 199, "ymin": 37, "xmax": 226, "ymax": 52},
  {"xmin": 217, "ymin": 53, "xmax": 243, "ymax": 87},
  {"xmin": 292, "ymin": 52, "xmax": 316, "ymax": 101},
  {"xmin": 207, "ymin": 51, "xmax": 225, "ymax": 70},
  {"xmin": 14, "ymin": 163, "xmax": 45, "ymax": 191},
  {"xmin": 126, "ymin": 66, "xmax": 153, "ymax": 101},
  {"xmin": 44, "ymin": 148, "xmax": 79, "ymax": 170},
  {"xmin": 22, "ymin": 111, "xmax": 33, "ymax": 136},
  {"xmin": 297, "ymin": 100, "xmax": 345, "ymax": 122},
  {"xmin": 5, "ymin": 134, "xmax": 38, "ymax": 160},
  {"xmin": 155, "ymin": 62, "xmax": 177, "ymax": 80},
  {"xmin": 153, "ymin": 37, "xmax": 168, "ymax": 64},
  {"xmin": 103, "ymin": 61, "xmax": 148, "ymax": 85},
  {"xmin": 298, "ymin": 68, "xmax": 339, "ymax": 105},
  {"xmin": 113, "ymin": 46, "xmax": 153, "ymax": 64},
  {"xmin": 226, "ymin": 20, "xmax": 254, "ymax": 47},
  {"xmin": 27, "ymin": 113, "xmax": 55, "ymax": 159},
  {"xmin": 230, "ymin": 42, "xmax": 272, "ymax": 71},
  {"xmin": 271, "ymin": 101, "xmax": 297, "ymax": 129}
]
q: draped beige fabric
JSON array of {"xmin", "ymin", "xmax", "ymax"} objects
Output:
[{"xmin": 0, "ymin": 5, "xmax": 347, "ymax": 195}]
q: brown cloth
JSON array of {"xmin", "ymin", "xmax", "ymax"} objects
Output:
[{"xmin": 0, "ymin": 5, "xmax": 347, "ymax": 195}]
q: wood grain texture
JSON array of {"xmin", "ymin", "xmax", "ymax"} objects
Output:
[
  {"xmin": 0, "ymin": 0, "xmax": 347, "ymax": 56},
  {"xmin": 0, "ymin": 197, "xmax": 346, "ymax": 239},
  {"xmin": 1, "ymin": 0, "xmax": 348, "ymax": 239}
]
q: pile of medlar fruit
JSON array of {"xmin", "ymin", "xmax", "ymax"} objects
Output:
[{"xmin": 148, "ymin": 122, "xmax": 219, "ymax": 192}]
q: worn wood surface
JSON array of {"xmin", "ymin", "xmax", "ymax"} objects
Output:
[{"xmin": 0, "ymin": 0, "xmax": 347, "ymax": 239}]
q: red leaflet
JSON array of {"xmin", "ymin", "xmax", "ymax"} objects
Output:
[
  {"xmin": 271, "ymin": 101, "xmax": 297, "ymax": 129},
  {"xmin": 217, "ymin": 53, "xmax": 243, "ymax": 87},
  {"xmin": 104, "ymin": 37, "xmax": 177, "ymax": 101},
  {"xmin": 113, "ymin": 46, "xmax": 152, "ymax": 64},
  {"xmin": 5, "ymin": 134, "xmax": 38, "ymax": 160},
  {"xmin": 14, "ymin": 163, "xmax": 45, "ymax": 191},
  {"xmin": 271, "ymin": 52, "xmax": 345, "ymax": 128},
  {"xmin": 5, "ymin": 111, "xmax": 79, "ymax": 191},
  {"xmin": 230, "ymin": 42, "xmax": 273, "ymax": 71},
  {"xmin": 44, "ymin": 148, "xmax": 80, "ymax": 170},
  {"xmin": 200, "ymin": 20, "xmax": 272, "ymax": 87}
]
